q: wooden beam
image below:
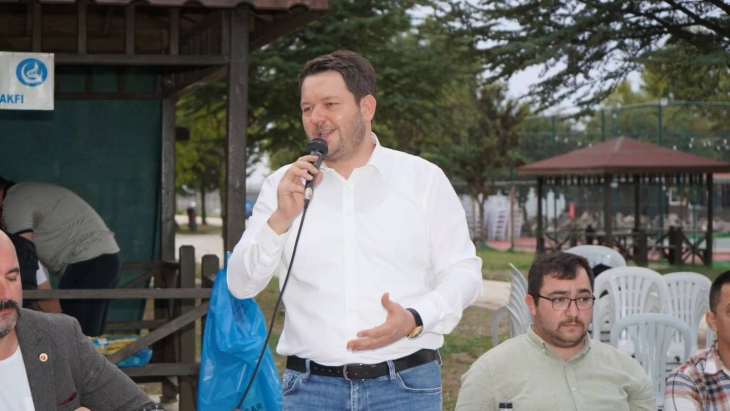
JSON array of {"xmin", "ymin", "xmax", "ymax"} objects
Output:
[
  {"xmin": 32, "ymin": 1, "xmax": 41, "ymax": 52},
  {"xmin": 125, "ymin": 3, "xmax": 135, "ymax": 55},
  {"xmin": 107, "ymin": 302, "xmax": 209, "ymax": 364},
  {"xmin": 225, "ymin": 6, "xmax": 249, "ymax": 252},
  {"xmin": 163, "ymin": 66, "xmax": 225, "ymax": 99},
  {"xmin": 54, "ymin": 53, "xmax": 227, "ymax": 66},
  {"xmin": 106, "ymin": 319, "xmax": 167, "ymax": 331},
  {"xmin": 707, "ymin": 173, "xmax": 714, "ymax": 267},
  {"xmin": 123, "ymin": 363, "xmax": 200, "ymax": 377},
  {"xmin": 250, "ymin": 10, "xmax": 324, "ymax": 52},
  {"xmin": 23, "ymin": 289, "xmax": 211, "ymax": 299},
  {"xmin": 121, "ymin": 269, "xmax": 159, "ymax": 289},
  {"xmin": 77, "ymin": 0, "xmax": 87, "ymax": 54},
  {"xmin": 161, "ymin": 98, "xmax": 177, "ymax": 261},
  {"xmin": 169, "ymin": 8, "xmax": 179, "ymax": 56}
]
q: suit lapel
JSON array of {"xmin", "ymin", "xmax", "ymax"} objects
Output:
[{"xmin": 16, "ymin": 310, "xmax": 56, "ymax": 411}]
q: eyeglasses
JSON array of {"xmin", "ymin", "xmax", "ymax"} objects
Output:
[{"xmin": 534, "ymin": 295, "xmax": 596, "ymax": 311}]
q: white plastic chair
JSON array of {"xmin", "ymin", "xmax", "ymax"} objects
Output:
[
  {"xmin": 592, "ymin": 267, "xmax": 666, "ymax": 342},
  {"xmin": 566, "ymin": 245, "xmax": 627, "ymax": 269},
  {"xmin": 663, "ymin": 272, "xmax": 711, "ymax": 354},
  {"xmin": 610, "ymin": 314, "xmax": 692, "ymax": 408},
  {"xmin": 492, "ymin": 264, "xmax": 533, "ymax": 346}
]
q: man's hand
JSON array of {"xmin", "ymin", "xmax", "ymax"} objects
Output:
[
  {"xmin": 268, "ymin": 155, "xmax": 322, "ymax": 234},
  {"xmin": 347, "ymin": 293, "xmax": 416, "ymax": 351}
]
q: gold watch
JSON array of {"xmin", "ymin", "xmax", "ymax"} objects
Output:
[{"xmin": 406, "ymin": 308, "xmax": 424, "ymax": 339}]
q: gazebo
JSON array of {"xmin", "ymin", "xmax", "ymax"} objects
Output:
[{"xmin": 519, "ymin": 137, "xmax": 730, "ymax": 266}]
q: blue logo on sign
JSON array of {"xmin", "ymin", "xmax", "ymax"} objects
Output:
[{"xmin": 16, "ymin": 58, "xmax": 48, "ymax": 87}]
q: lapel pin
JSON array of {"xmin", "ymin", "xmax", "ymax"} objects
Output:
[{"xmin": 39, "ymin": 353, "xmax": 48, "ymax": 362}]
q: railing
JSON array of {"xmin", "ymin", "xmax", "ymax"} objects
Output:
[{"xmin": 24, "ymin": 245, "xmax": 221, "ymax": 411}]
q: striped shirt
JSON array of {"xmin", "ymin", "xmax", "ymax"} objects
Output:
[
  {"xmin": 1, "ymin": 182, "xmax": 119, "ymax": 273},
  {"xmin": 664, "ymin": 342, "xmax": 730, "ymax": 411}
]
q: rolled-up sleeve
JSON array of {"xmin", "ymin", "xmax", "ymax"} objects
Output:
[{"xmin": 410, "ymin": 169, "xmax": 483, "ymax": 334}]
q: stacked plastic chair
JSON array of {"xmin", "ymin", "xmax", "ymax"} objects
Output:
[{"xmin": 491, "ymin": 263, "xmax": 533, "ymax": 347}]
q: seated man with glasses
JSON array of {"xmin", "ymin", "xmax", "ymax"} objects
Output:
[{"xmin": 455, "ymin": 251, "xmax": 654, "ymax": 411}]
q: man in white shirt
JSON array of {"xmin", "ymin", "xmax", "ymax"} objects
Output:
[{"xmin": 227, "ymin": 50, "xmax": 483, "ymax": 410}]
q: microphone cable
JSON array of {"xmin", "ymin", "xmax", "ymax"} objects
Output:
[{"xmin": 234, "ymin": 197, "xmax": 314, "ymax": 410}]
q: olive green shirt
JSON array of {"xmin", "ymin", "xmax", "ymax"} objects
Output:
[{"xmin": 455, "ymin": 326, "xmax": 655, "ymax": 411}]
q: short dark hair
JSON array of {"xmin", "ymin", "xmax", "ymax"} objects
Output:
[
  {"xmin": 710, "ymin": 271, "xmax": 730, "ymax": 313},
  {"xmin": 527, "ymin": 252, "xmax": 594, "ymax": 303},
  {"xmin": 298, "ymin": 50, "xmax": 377, "ymax": 104}
]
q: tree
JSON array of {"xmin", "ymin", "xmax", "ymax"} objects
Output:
[
  {"xmin": 178, "ymin": 0, "xmax": 480, "ymax": 171},
  {"xmin": 448, "ymin": 0, "xmax": 730, "ymax": 110},
  {"xmin": 176, "ymin": 96, "xmax": 260, "ymax": 224},
  {"xmin": 425, "ymin": 83, "xmax": 529, "ymax": 245}
]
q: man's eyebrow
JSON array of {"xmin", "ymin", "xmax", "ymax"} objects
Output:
[
  {"xmin": 5, "ymin": 267, "xmax": 20, "ymax": 275},
  {"xmin": 578, "ymin": 288, "xmax": 592, "ymax": 294},
  {"xmin": 547, "ymin": 290, "xmax": 569, "ymax": 296}
]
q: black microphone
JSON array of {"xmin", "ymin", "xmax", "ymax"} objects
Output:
[{"xmin": 304, "ymin": 138, "xmax": 328, "ymax": 202}]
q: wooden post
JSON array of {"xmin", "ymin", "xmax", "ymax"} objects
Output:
[
  {"xmin": 161, "ymin": 98, "xmax": 177, "ymax": 262},
  {"xmin": 77, "ymin": 0, "xmax": 87, "ymax": 54},
  {"xmin": 32, "ymin": 1, "xmax": 41, "ymax": 52},
  {"xmin": 604, "ymin": 176, "xmax": 614, "ymax": 248},
  {"xmin": 537, "ymin": 178, "xmax": 545, "ymax": 254},
  {"xmin": 672, "ymin": 227, "xmax": 684, "ymax": 266},
  {"xmin": 178, "ymin": 246, "xmax": 196, "ymax": 411},
  {"xmin": 125, "ymin": 4, "xmax": 135, "ymax": 55},
  {"xmin": 225, "ymin": 6, "xmax": 249, "ymax": 252},
  {"xmin": 635, "ymin": 231, "xmax": 648, "ymax": 267},
  {"xmin": 201, "ymin": 254, "xmax": 219, "ymax": 344},
  {"xmin": 707, "ymin": 173, "xmax": 714, "ymax": 267}
]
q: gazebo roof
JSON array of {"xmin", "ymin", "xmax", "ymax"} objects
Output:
[
  {"xmin": 519, "ymin": 137, "xmax": 730, "ymax": 177},
  {"xmin": 1, "ymin": 0, "xmax": 327, "ymax": 9}
]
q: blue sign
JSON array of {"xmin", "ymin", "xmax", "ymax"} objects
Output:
[{"xmin": 16, "ymin": 58, "xmax": 48, "ymax": 87}]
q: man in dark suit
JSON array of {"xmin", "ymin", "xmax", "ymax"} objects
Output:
[{"xmin": 0, "ymin": 230, "xmax": 153, "ymax": 411}]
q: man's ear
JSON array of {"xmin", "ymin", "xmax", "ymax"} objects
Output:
[
  {"xmin": 526, "ymin": 294, "xmax": 537, "ymax": 318},
  {"xmin": 707, "ymin": 311, "xmax": 718, "ymax": 333},
  {"xmin": 359, "ymin": 95, "xmax": 376, "ymax": 122}
]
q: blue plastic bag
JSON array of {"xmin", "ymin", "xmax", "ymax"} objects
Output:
[{"xmin": 198, "ymin": 267, "xmax": 283, "ymax": 411}]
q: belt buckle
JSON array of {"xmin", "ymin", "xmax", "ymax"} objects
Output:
[{"xmin": 342, "ymin": 364, "xmax": 351, "ymax": 381}]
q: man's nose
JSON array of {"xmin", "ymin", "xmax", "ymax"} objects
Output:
[
  {"xmin": 309, "ymin": 105, "xmax": 326, "ymax": 125},
  {"xmin": 566, "ymin": 299, "xmax": 580, "ymax": 316},
  {"xmin": 0, "ymin": 279, "xmax": 13, "ymax": 301}
]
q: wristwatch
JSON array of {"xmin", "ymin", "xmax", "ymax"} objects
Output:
[{"xmin": 406, "ymin": 308, "xmax": 424, "ymax": 339}]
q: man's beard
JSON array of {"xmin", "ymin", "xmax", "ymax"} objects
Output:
[
  {"xmin": 0, "ymin": 299, "xmax": 20, "ymax": 339},
  {"xmin": 322, "ymin": 112, "xmax": 367, "ymax": 164},
  {"xmin": 535, "ymin": 316, "xmax": 587, "ymax": 348}
]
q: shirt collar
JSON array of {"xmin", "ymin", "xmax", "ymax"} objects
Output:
[
  {"xmin": 527, "ymin": 324, "xmax": 592, "ymax": 361},
  {"xmin": 322, "ymin": 132, "xmax": 388, "ymax": 177},
  {"xmin": 703, "ymin": 341, "xmax": 725, "ymax": 376}
]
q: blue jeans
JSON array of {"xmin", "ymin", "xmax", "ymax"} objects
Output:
[{"xmin": 282, "ymin": 359, "xmax": 442, "ymax": 411}]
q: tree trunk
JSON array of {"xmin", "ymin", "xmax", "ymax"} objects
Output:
[
  {"xmin": 200, "ymin": 183, "xmax": 208, "ymax": 225},
  {"xmin": 477, "ymin": 195, "xmax": 487, "ymax": 246}
]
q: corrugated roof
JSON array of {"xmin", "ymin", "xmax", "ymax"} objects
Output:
[
  {"xmin": 0, "ymin": 0, "xmax": 328, "ymax": 9},
  {"xmin": 519, "ymin": 137, "xmax": 730, "ymax": 176}
]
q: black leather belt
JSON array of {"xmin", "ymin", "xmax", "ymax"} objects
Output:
[{"xmin": 286, "ymin": 349, "xmax": 438, "ymax": 381}]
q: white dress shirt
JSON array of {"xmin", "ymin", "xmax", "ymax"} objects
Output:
[{"xmin": 228, "ymin": 134, "xmax": 483, "ymax": 365}]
